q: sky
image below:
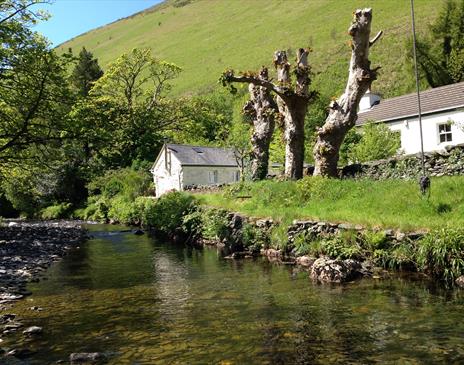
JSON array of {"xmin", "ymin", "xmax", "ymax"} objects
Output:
[{"xmin": 34, "ymin": 0, "xmax": 162, "ymax": 46}]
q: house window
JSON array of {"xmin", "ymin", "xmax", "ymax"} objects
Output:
[
  {"xmin": 166, "ymin": 151, "xmax": 172, "ymax": 173},
  {"xmin": 438, "ymin": 123, "xmax": 452, "ymax": 143},
  {"xmin": 208, "ymin": 170, "xmax": 218, "ymax": 184}
]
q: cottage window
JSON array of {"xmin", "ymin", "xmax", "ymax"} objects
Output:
[
  {"xmin": 438, "ymin": 123, "xmax": 452, "ymax": 143},
  {"xmin": 166, "ymin": 151, "xmax": 172, "ymax": 173},
  {"xmin": 208, "ymin": 170, "xmax": 218, "ymax": 184}
]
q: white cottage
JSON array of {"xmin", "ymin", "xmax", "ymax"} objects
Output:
[
  {"xmin": 357, "ymin": 82, "xmax": 464, "ymax": 155},
  {"xmin": 150, "ymin": 143, "xmax": 241, "ymax": 197}
]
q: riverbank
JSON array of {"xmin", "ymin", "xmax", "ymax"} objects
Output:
[
  {"xmin": 196, "ymin": 176, "xmax": 464, "ymax": 231},
  {"xmin": 0, "ymin": 220, "xmax": 88, "ymax": 348}
]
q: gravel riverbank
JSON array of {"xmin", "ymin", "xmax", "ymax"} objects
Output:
[{"xmin": 0, "ymin": 221, "xmax": 88, "ymax": 307}]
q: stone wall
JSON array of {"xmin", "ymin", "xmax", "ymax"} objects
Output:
[{"xmin": 341, "ymin": 144, "xmax": 464, "ymax": 179}]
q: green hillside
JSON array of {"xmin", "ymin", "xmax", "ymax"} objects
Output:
[{"xmin": 57, "ymin": 0, "xmax": 442, "ymax": 98}]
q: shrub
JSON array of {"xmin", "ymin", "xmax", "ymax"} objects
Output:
[
  {"xmin": 241, "ymin": 223, "xmax": 269, "ymax": 253},
  {"xmin": 348, "ymin": 123, "xmax": 401, "ymax": 163},
  {"xmin": 416, "ymin": 228, "xmax": 464, "ymax": 284},
  {"xmin": 292, "ymin": 231, "xmax": 313, "ymax": 256},
  {"xmin": 200, "ymin": 208, "xmax": 230, "ymax": 241},
  {"xmin": 321, "ymin": 235, "xmax": 363, "ymax": 260},
  {"xmin": 40, "ymin": 203, "xmax": 73, "ymax": 220},
  {"xmin": 144, "ymin": 191, "xmax": 198, "ymax": 234}
]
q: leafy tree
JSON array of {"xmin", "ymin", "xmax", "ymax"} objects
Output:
[
  {"xmin": 71, "ymin": 47, "xmax": 104, "ymax": 97},
  {"xmin": 414, "ymin": 0, "xmax": 464, "ymax": 87},
  {"xmin": 172, "ymin": 89, "xmax": 235, "ymax": 145},
  {"xmin": 348, "ymin": 123, "xmax": 401, "ymax": 163},
  {"xmin": 0, "ymin": 0, "xmax": 74, "ymax": 168},
  {"xmin": 88, "ymin": 48, "xmax": 182, "ymax": 167}
]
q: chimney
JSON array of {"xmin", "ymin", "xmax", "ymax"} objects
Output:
[{"xmin": 359, "ymin": 88, "xmax": 381, "ymax": 112}]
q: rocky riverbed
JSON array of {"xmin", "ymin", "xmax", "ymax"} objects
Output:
[
  {"xmin": 0, "ymin": 221, "xmax": 88, "ymax": 358},
  {"xmin": 0, "ymin": 221, "xmax": 88, "ymax": 307}
]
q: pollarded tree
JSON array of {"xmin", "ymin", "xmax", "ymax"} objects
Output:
[
  {"xmin": 242, "ymin": 67, "xmax": 278, "ymax": 180},
  {"xmin": 221, "ymin": 48, "xmax": 317, "ymax": 179},
  {"xmin": 313, "ymin": 8, "xmax": 383, "ymax": 177}
]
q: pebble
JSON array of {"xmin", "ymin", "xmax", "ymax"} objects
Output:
[{"xmin": 23, "ymin": 326, "xmax": 43, "ymax": 336}]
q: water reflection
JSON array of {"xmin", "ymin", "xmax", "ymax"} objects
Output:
[{"xmin": 4, "ymin": 225, "xmax": 464, "ymax": 364}]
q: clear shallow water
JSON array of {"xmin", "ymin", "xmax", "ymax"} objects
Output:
[{"xmin": 5, "ymin": 224, "xmax": 464, "ymax": 364}]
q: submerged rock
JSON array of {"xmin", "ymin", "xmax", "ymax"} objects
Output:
[
  {"xmin": 310, "ymin": 257, "xmax": 362, "ymax": 283},
  {"xmin": 22, "ymin": 326, "xmax": 42, "ymax": 336},
  {"xmin": 70, "ymin": 352, "xmax": 106, "ymax": 363}
]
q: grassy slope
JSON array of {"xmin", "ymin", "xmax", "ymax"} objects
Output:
[
  {"xmin": 57, "ymin": 0, "xmax": 442, "ymax": 98},
  {"xmin": 197, "ymin": 177, "xmax": 464, "ymax": 231}
]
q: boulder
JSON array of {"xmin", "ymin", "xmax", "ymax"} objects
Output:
[
  {"xmin": 295, "ymin": 256, "xmax": 315, "ymax": 267},
  {"xmin": 455, "ymin": 275, "xmax": 464, "ymax": 288},
  {"xmin": 310, "ymin": 257, "xmax": 362, "ymax": 283}
]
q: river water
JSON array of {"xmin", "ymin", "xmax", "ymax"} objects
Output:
[{"xmin": 5, "ymin": 224, "xmax": 464, "ymax": 364}]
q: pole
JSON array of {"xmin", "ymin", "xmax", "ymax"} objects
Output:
[{"xmin": 410, "ymin": 0, "xmax": 430, "ymax": 195}]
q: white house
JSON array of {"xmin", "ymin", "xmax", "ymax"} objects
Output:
[
  {"xmin": 357, "ymin": 82, "xmax": 464, "ymax": 155},
  {"xmin": 150, "ymin": 143, "xmax": 241, "ymax": 197}
]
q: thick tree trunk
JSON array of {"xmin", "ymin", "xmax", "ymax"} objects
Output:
[
  {"xmin": 221, "ymin": 48, "xmax": 314, "ymax": 180},
  {"xmin": 274, "ymin": 49, "xmax": 311, "ymax": 179},
  {"xmin": 313, "ymin": 8, "xmax": 382, "ymax": 177},
  {"xmin": 244, "ymin": 68, "xmax": 278, "ymax": 180}
]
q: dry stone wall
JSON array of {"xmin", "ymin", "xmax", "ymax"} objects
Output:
[{"xmin": 341, "ymin": 144, "xmax": 464, "ymax": 179}]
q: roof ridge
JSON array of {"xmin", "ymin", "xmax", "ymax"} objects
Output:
[
  {"xmin": 167, "ymin": 143, "xmax": 233, "ymax": 150},
  {"xmin": 364, "ymin": 81, "xmax": 464, "ymax": 107}
]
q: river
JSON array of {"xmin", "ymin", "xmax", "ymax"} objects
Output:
[{"xmin": 4, "ymin": 224, "xmax": 464, "ymax": 364}]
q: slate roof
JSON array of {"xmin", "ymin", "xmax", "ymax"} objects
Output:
[
  {"xmin": 357, "ymin": 81, "xmax": 464, "ymax": 125},
  {"xmin": 166, "ymin": 143, "xmax": 237, "ymax": 166}
]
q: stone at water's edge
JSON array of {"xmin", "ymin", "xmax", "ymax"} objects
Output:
[
  {"xmin": 455, "ymin": 275, "xmax": 464, "ymax": 288},
  {"xmin": 310, "ymin": 257, "xmax": 363, "ymax": 283}
]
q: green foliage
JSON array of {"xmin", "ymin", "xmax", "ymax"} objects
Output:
[
  {"xmin": 200, "ymin": 208, "xmax": 230, "ymax": 241},
  {"xmin": 198, "ymin": 177, "xmax": 464, "ymax": 232},
  {"xmin": 1, "ymin": 168, "xmax": 41, "ymax": 217},
  {"xmin": 40, "ymin": 203, "xmax": 72, "ymax": 220},
  {"xmin": 321, "ymin": 231, "xmax": 363, "ymax": 260},
  {"xmin": 297, "ymin": 175, "xmax": 333, "ymax": 201},
  {"xmin": 348, "ymin": 123, "xmax": 401, "ymax": 163},
  {"xmin": 71, "ymin": 47, "xmax": 104, "ymax": 97},
  {"xmin": 83, "ymin": 168, "xmax": 152, "ymax": 223},
  {"xmin": 143, "ymin": 191, "xmax": 198, "ymax": 234},
  {"xmin": 416, "ymin": 228, "xmax": 464, "ymax": 284},
  {"xmin": 270, "ymin": 224, "xmax": 289, "ymax": 251},
  {"xmin": 413, "ymin": 0, "xmax": 464, "ymax": 87},
  {"xmin": 241, "ymin": 223, "xmax": 269, "ymax": 252}
]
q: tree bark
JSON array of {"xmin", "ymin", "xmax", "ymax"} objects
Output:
[
  {"xmin": 274, "ymin": 49, "xmax": 311, "ymax": 179},
  {"xmin": 221, "ymin": 48, "xmax": 315, "ymax": 180},
  {"xmin": 313, "ymin": 8, "xmax": 382, "ymax": 177},
  {"xmin": 244, "ymin": 67, "xmax": 278, "ymax": 180}
]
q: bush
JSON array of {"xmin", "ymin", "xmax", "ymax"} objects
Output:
[
  {"xmin": 416, "ymin": 228, "xmax": 464, "ymax": 284},
  {"xmin": 241, "ymin": 222, "xmax": 269, "ymax": 253},
  {"xmin": 200, "ymin": 208, "xmax": 230, "ymax": 241},
  {"xmin": 40, "ymin": 203, "xmax": 73, "ymax": 220},
  {"xmin": 144, "ymin": 191, "xmax": 198, "ymax": 234},
  {"xmin": 348, "ymin": 123, "xmax": 401, "ymax": 163}
]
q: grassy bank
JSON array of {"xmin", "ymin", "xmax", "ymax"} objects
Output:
[
  {"xmin": 58, "ymin": 0, "xmax": 440, "ymax": 98},
  {"xmin": 196, "ymin": 176, "xmax": 464, "ymax": 231}
]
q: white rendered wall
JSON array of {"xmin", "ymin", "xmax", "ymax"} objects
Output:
[
  {"xmin": 152, "ymin": 150, "xmax": 183, "ymax": 197},
  {"xmin": 182, "ymin": 166, "xmax": 240, "ymax": 186},
  {"xmin": 385, "ymin": 109, "xmax": 464, "ymax": 155}
]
